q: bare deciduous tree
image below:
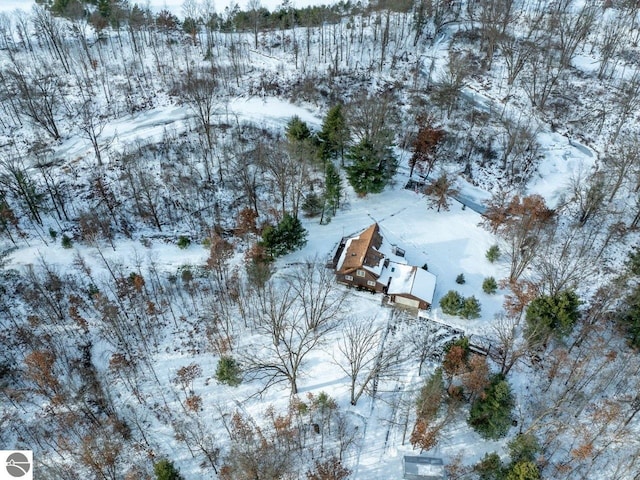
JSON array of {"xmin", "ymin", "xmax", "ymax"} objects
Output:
[
  {"xmin": 569, "ymin": 170, "xmax": 607, "ymax": 227},
  {"xmin": 245, "ymin": 263, "xmax": 340, "ymax": 394},
  {"xmin": 467, "ymin": 0, "xmax": 516, "ymax": 69},
  {"xmin": 424, "ymin": 172, "xmax": 458, "ymax": 212},
  {"xmin": 483, "ymin": 193, "xmax": 555, "ymax": 281},
  {"xmin": 612, "ymin": 69, "xmax": 640, "ymax": 144},
  {"xmin": 337, "ymin": 315, "xmax": 403, "ymax": 405},
  {"xmin": 499, "ymin": 115, "xmax": 540, "ymax": 183},
  {"xmin": 286, "ymin": 260, "xmax": 346, "ymax": 331},
  {"xmin": 489, "ymin": 312, "xmax": 529, "ymax": 376},
  {"xmin": 603, "ymin": 138, "xmax": 640, "ymax": 203},
  {"xmin": 177, "ymin": 64, "xmax": 220, "ymax": 182},
  {"xmin": 6, "ymin": 62, "xmax": 62, "ymax": 140}
]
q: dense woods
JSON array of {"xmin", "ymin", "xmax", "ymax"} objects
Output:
[{"xmin": 1, "ymin": 0, "xmax": 640, "ymax": 478}]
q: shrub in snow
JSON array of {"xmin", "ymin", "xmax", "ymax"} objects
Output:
[
  {"xmin": 508, "ymin": 433, "xmax": 540, "ymax": 464},
  {"xmin": 153, "ymin": 459, "xmax": 185, "ymax": 480},
  {"xmin": 456, "ymin": 273, "xmax": 466, "ymax": 284},
  {"xmin": 307, "ymin": 457, "xmax": 351, "ymax": 480},
  {"xmin": 440, "ymin": 292, "xmax": 481, "ymax": 319},
  {"xmin": 486, "ymin": 244, "xmax": 500, "ymax": 263},
  {"xmin": 468, "ymin": 374, "xmax": 514, "ymax": 440},
  {"xmin": 504, "ymin": 461, "xmax": 540, "ymax": 480},
  {"xmin": 462, "ymin": 297, "xmax": 481, "ymax": 318},
  {"xmin": 302, "ymin": 191, "xmax": 324, "ymax": 217},
  {"xmin": 473, "ymin": 452, "xmax": 503, "ymax": 480},
  {"xmin": 482, "ymin": 276, "xmax": 498, "ymax": 294},
  {"xmin": 177, "ymin": 235, "xmax": 191, "ymax": 249},
  {"xmin": 216, "ymin": 356, "xmax": 242, "ymax": 386},
  {"xmin": 49, "ymin": 228, "xmax": 57, "ymax": 241},
  {"xmin": 439, "ymin": 290, "xmax": 464, "ymax": 315},
  {"xmin": 61, "ymin": 234, "xmax": 73, "ymax": 249}
]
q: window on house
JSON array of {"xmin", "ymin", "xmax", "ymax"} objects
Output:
[
  {"xmin": 367, "ymin": 280, "xmax": 376, "ymax": 287},
  {"xmin": 356, "ymin": 270, "xmax": 365, "ymax": 277},
  {"xmin": 345, "ymin": 275, "xmax": 354, "ymax": 281}
]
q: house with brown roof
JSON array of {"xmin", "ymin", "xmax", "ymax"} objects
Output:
[
  {"xmin": 334, "ymin": 223, "xmax": 386, "ymax": 292},
  {"xmin": 333, "ymin": 223, "xmax": 437, "ymax": 310}
]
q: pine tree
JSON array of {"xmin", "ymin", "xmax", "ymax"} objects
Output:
[
  {"xmin": 504, "ymin": 461, "xmax": 540, "ymax": 480},
  {"xmin": 461, "ymin": 296, "xmax": 481, "ymax": 319},
  {"xmin": 153, "ymin": 459, "xmax": 185, "ymax": 480},
  {"xmin": 324, "ymin": 161, "xmax": 342, "ymax": 216},
  {"xmin": 439, "ymin": 290, "xmax": 464, "ymax": 316},
  {"xmin": 260, "ymin": 213, "xmax": 308, "ymax": 258},
  {"xmin": 345, "ymin": 139, "xmax": 397, "ymax": 195},
  {"xmin": 524, "ymin": 290, "xmax": 580, "ymax": 344},
  {"xmin": 617, "ymin": 283, "xmax": 640, "ymax": 348},
  {"xmin": 468, "ymin": 374, "xmax": 514, "ymax": 440},
  {"xmin": 216, "ymin": 356, "xmax": 242, "ymax": 386},
  {"xmin": 483, "ymin": 277, "xmax": 498, "ymax": 294},
  {"xmin": 302, "ymin": 192, "xmax": 324, "ymax": 218},
  {"xmin": 98, "ymin": 0, "xmax": 112, "ymax": 19},
  {"xmin": 508, "ymin": 433, "xmax": 540, "ymax": 464},
  {"xmin": 319, "ymin": 104, "xmax": 349, "ymax": 163},
  {"xmin": 474, "ymin": 452, "xmax": 504, "ymax": 480},
  {"xmin": 486, "ymin": 244, "xmax": 501, "ymax": 263},
  {"xmin": 286, "ymin": 116, "xmax": 312, "ymax": 142}
]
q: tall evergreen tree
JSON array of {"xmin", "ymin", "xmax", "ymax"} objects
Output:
[
  {"xmin": 319, "ymin": 104, "xmax": 350, "ymax": 164},
  {"xmin": 524, "ymin": 290, "xmax": 580, "ymax": 344},
  {"xmin": 468, "ymin": 374, "xmax": 514, "ymax": 440},
  {"xmin": 345, "ymin": 139, "xmax": 397, "ymax": 195},
  {"xmin": 617, "ymin": 284, "xmax": 640, "ymax": 348},
  {"xmin": 260, "ymin": 213, "xmax": 308, "ymax": 258},
  {"xmin": 324, "ymin": 161, "xmax": 342, "ymax": 216}
]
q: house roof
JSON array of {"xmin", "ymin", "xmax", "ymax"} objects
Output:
[
  {"xmin": 403, "ymin": 456, "xmax": 445, "ymax": 480},
  {"xmin": 381, "ymin": 263, "xmax": 437, "ymax": 305},
  {"xmin": 336, "ymin": 223, "xmax": 381, "ymax": 274}
]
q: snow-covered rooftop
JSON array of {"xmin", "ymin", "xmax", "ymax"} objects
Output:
[{"xmin": 381, "ymin": 263, "xmax": 437, "ymax": 305}]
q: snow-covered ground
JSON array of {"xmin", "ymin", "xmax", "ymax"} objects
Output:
[{"xmin": 5, "ymin": 89, "xmax": 509, "ymax": 477}]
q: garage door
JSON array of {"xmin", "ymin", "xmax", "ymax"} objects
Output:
[{"xmin": 394, "ymin": 295, "xmax": 420, "ymax": 309}]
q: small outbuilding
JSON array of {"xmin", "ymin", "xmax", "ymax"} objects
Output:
[{"xmin": 403, "ymin": 455, "xmax": 445, "ymax": 480}]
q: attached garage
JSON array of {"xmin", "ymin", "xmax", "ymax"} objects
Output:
[
  {"xmin": 392, "ymin": 294, "xmax": 421, "ymax": 309},
  {"xmin": 384, "ymin": 263, "xmax": 436, "ymax": 310}
]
